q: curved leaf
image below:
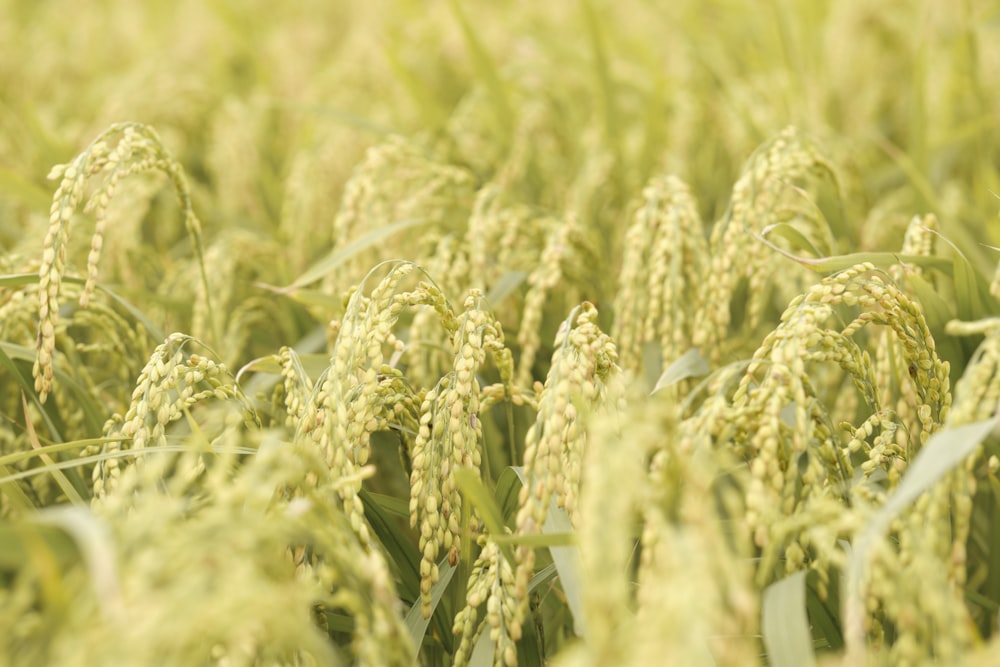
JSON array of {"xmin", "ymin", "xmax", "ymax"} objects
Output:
[{"xmin": 763, "ymin": 571, "xmax": 816, "ymax": 667}]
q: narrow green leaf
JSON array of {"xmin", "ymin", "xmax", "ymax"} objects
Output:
[
  {"xmin": 0, "ymin": 437, "xmax": 114, "ymax": 469},
  {"xmin": 845, "ymin": 418, "xmax": 998, "ymax": 649},
  {"xmin": 748, "ymin": 233, "xmax": 953, "ymax": 274},
  {"xmin": 34, "ymin": 506, "xmax": 123, "ymax": 619},
  {"xmin": 952, "ymin": 247, "xmax": 992, "ymax": 322},
  {"xmin": 903, "ymin": 271, "xmax": 965, "ymax": 377},
  {"xmin": 486, "ymin": 270, "xmax": 527, "ymax": 307},
  {"xmin": 362, "ymin": 486, "xmax": 456, "ymax": 651},
  {"xmin": 652, "ymin": 348, "xmax": 711, "ymax": 394},
  {"xmin": 0, "ymin": 342, "xmax": 65, "ymax": 440},
  {"xmin": 923, "ymin": 226, "xmax": 997, "ymax": 322},
  {"xmin": 323, "ymin": 612, "xmax": 355, "ymax": 634},
  {"xmin": 0, "ymin": 521, "xmax": 80, "ymax": 571},
  {"xmin": 528, "ymin": 563, "xmax": 558, "ymax": 591},
  {"xmin": 805, "ymin": 569, "xmax": 843, "ymax": 650},
  {"xmin": 237, "ymin": 327, "xmax": 329, "ymax": 398},
  {"xmin": 965, "ymin": 589, "xmax": 1000, "ymax": 623},
  {"xmin": 453, "ymin": 468, "xmax": 513, "ymax": 562},
  {"xmin": 470, "ymin": 630, "xmax": 494, "ymax": 667},
  {"xmin": 515, "ymin": 600, "xmax": 546, "ymax": 667},
  {"xmin": 362, "ymin": 491, "xmax": 410, "ymax": 521},
  {"xmin": 238, "ymin": 353, "xmax": 331, "ymax": 383},
  {"xmin": 902, "ymin": 272, "xmax": 953, "ymax": 332},
  {"xmin": 873, "ymin": 134, "xmax": 941, "ymax": 216},
  {"xmin": 0, "ymin": 463, "xmax": 35, "ymax": 512},
  {"xmin": 762, "ymin": 570, "xmax": 816, "ymax": 667},
  {"xmin": 96, "ymin": 283, "xmax": 166, "ymax": 343},
  {"xmin": 495, "ymin": 466, "xmax": 525, "ymax": 519},
  {"xmin": 446, "ymin": 0, "xmax": 513, "ymax": 136},
  {"xmin": 1, "ymin": 338, "xmax": 110, "ymax": 440},
  {"xmin": 490, "ymin": 532, "xmax": 575, "ymax": 548},
  {"xmin": 271, "ymin": 288, "xmax": 345, "ymax": 311},
  {"xmin": 360, "ymin": 488, "xmax": 419, "ymax": 600},
  {"xmin": 0, "ymin": 272, "xmax": 41, "ymax": 288},
  {"xmin": 0, "ymin": 446, "xmax": 257, "ymax": 487},
  {"xmin": 759, "ymin": 222, "xmax": 824, "ymax": 259},
  {"xmin": 642, "ymin": 341, "xmax": 663, "ymax": 392},
  {"xmin": 511, "ymin": 466, "xmax": 586, "ymax": 637},
  {"xmin": 404, "ymin": 559, "xmax": 456, "ymax": 648},
  {"xmin": 867, "ymin": 418, "xmax": 996, "ymax": 537},
  {"xmin": 0, "ymin": 340, "xmax": 38, "ymax": 363},
  {"xmin": 979, "ymin": 477, "xmax": 1000, "ymax": 628},
  {"xmin": 22, "ymin": 394, "xmax": 83, "ymax": 505},
  {"xmin": 272, "ymin": 217, "xmax": 430, "ymax": 292}
]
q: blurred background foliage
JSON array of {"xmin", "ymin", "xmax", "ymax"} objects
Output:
[{"xmin": 2, "ymin": 0, "xmax": 998, "ymax": 267}]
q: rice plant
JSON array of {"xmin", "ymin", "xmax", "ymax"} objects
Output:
[{"xmin": 2, "ymin": 0, "xmax": 1000, "ymax": 665}]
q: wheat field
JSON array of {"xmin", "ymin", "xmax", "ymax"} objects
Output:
[{"xmin": 2, "ymin": 1, "xmax": 1000, "ymax": 665}]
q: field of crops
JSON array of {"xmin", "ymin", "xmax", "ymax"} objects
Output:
[{"xmin": 2, "ymin": 1, "xmax": 1000, "ymax": 664}]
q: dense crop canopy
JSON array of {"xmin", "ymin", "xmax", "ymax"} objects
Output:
[{"xmin": 2, "ymin": 1, "xmax": 1000, "ymax": 665}]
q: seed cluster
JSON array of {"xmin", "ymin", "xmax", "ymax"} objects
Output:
[
  {"xmin": 8, "ymin": 2, "xmax": 1000, "ymax": 663},
  {"xmin": 516, "ymin": 214, "xmax": 586, "ymax": 388},
  {"xmin": 96, "ymin": 333, "xmax": 248, "ymax": 501},
  {"xmin": 613, "ymin": 175, "xmax": 708, "ymax": 373},
  {"xmin": 405, "ymin": 234, "xmax": 469, "ymax": 389},
  {"xmin": 302, "ymin": 263, "xmax": 422, "ymax": 545},
  {"xmin": 512, "ymin": 302, "xmax": 620, "ymax": 634},
  {"xmin": 34, "ymin": 123, "xmax": 207, "ymax": 403},
  {"xmin": 270, "ymin": 347, "xmax": 315, "ymax": 429},
  {"xmin": 9, "ymin": 104, "xmax": 1000, "ymax": 665},
  {"xmin": 638, "ymin": 406, "xmax": 759, "ymax": 665},
  {"xmin": 465, "ymin": 185, "xmax": 535, "ymax": 297},
  {"xmin": 874, "ymin": 214, "xmax": 940, "ymax": 470},
  {"xmin": 738, "ymin": 264, "xmax": 948, "ymax": 550},
  {"xmin": 452, "ymin": 538, "xmax": 520, "ymax": 667},
  {"xmin": 697, "ymin": 127, "xmax": 835, "ymax": 363},
  {"xmin": 409, "ymin": 291, "xmax": 507, "ymax": 618},
  {"xmin": 946, "ymin": 318, "xmax": 1000, "ymax": 425},
  {"xmin": 324, "ymin": 138, "xmax": 477, "ymax": 298}
]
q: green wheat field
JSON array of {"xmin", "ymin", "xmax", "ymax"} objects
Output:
[{"xmin": 2, "ymin": 1, "xmax": 1000, "ymax": 665}]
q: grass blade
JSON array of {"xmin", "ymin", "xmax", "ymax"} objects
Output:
[
  {"xmin": 511, "ymin": 466, "xmax": 586, "ymax": 637},
  {"xmin": 453, "ymin": 468, "xmax": 512, "ymax": 561},
  {"xmin": 750, "ymin": 232, "xmax": 953, "ymax": 275},
  {"xmin": 652, "ymin": 348, "xmax": 711, "ymax": 394},
  {"xmin": 360, "ymin": 488, "xmax": 419, "ymax": 600},
  {"xmin": 486, "ymin": 270, "xmax": 527, "ymax": 307},
  {"xmin": 806, "ymin": 567, "xmax": 843, "ymax": 650},
  {"xmin": 0, "ymin": 342, "xmax": 66, "ymax": 440},
  {"xmin": 404, "ymin": 559, "xmax": 457, "ymax": 648},
  {"xmin": 762, "ymin": 570, "xmax": 816, "ymax": 667},
  {"xmin": 844, "ymin": 418, "xmax": 998, "ymax": 653},
  {"xmin": 22, "ymin": 394, "xmax": 84, "ymax": 505},
  {"xmin": 34, "ymin": 506, "xmax": 123, "ymax": 621},
  {"xmin": 0, "ymin": 520, "xmax": 80, "ymax": 570},
  {"xmin": 445, "ymin": 0, "xmax": 513, "ymax": 137},
  {"xmin": 268, "ymin": 217, "xmax": 430, "ymax": 292}
]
